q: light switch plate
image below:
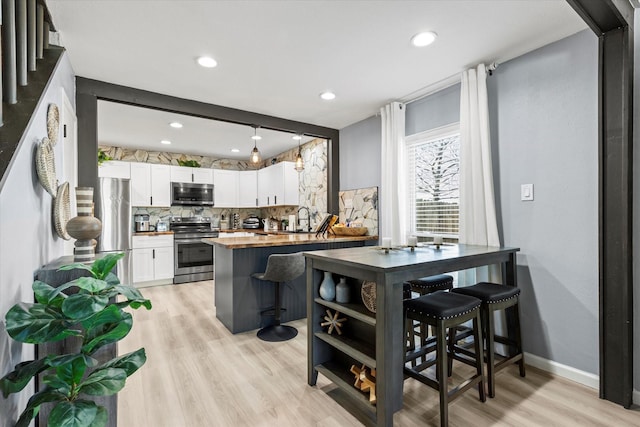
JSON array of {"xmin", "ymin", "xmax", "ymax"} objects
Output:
[{"xmin": 521, "ymin": 184, "xmax": 534, "ymax": 201}]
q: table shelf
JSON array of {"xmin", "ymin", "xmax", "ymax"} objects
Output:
[
  {"xmin": 315, "ymin": 332, "xmax": 376, "ymax": 368},
  {"xmin": 314, "ymin": 298, "xmax": 376, "ymax": 326},
  {"xmin": 315, "ymin": 362, "xmax": 377, "ymax": 415}
]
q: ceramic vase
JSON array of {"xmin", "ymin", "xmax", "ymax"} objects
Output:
[
  {"xmin": 66, "ymin": 187, "xmax": 102, "ymax": 262},
  {"xmin": 319, "ymin": 271, "xmax": 336, "ymax": 301},
  {"xmin": 336, "ymin": 277, "xmax": 350, "ymax": 303}
]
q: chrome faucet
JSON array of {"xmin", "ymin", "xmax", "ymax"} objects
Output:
[{"xmin": 297, "ymin": 206, "xmax": 311, "ymax": 232}]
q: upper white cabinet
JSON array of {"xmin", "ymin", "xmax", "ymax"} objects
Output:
[
  {"xmin": 258, "ymin": 161, "xmax": 299, "ymax": 207},
  {"xmin": 170, "ymin": 166, "xmax": 213, "ymax": 184},
  {"xmin": 213, "ymin": 169, "xmax": 238, "ymax": 207},
  {"xmin": 131, "ymin": 163, "xmax": 171, "ymax": 207},
  {"xmin": 238, "ymin": 170, "xmax": 258, "ymax": 208},
  {"xmin": 98, "ymin": 160, "xmax": 130, "ymax": 179}
]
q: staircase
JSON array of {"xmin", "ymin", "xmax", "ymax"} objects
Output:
[{"xmin": 0, "ymin": 0, "xmax": 64, "ymax": 190}]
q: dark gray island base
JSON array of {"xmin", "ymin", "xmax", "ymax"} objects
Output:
[{"xmin": 204, "ymin": 234, "xmax": 378, "ymax": 334}]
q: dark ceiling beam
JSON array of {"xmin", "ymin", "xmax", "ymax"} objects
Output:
[
  {"xmin": 565, "ymin": 0, "xmax": 634, "ymax": 409},
  {"xmin": 75, "ymin": 77, "xmax": 341, "ymax": 214}
]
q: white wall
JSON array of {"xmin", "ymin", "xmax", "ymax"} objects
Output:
[{"xmin": 0, "ymin": 52, "xmax": 75, "ymax": 426}]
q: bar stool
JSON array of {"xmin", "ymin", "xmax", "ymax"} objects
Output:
[
  {"xmin": 404, "ymin": 275, "xmax": 454, "ymax": 364},
  {"xmin": 404, "ymin": 291, "xmax": 486, "ymax": 427},
  {"xmin": 252, "ymin": 252, "xmax": 306, "ymax": 342},
  {"xmin": 451, "ymin": 282, "xmax": 525, "ymax": 397}
]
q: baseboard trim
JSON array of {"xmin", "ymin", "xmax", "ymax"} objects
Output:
[
  {"xmin": 524, "ymin": 352, "xmax": 599, "ymax": 390},
  {"xmin": 633, "ymin": 389, "xmax": 640, "ymax": 406}
]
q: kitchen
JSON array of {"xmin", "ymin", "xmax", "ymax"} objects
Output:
[{"xmin": 95, "ymin": 100, "xmax": 378, "ymax": 303}]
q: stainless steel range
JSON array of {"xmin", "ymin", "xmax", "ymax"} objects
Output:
[{"xmin": 171, "ymin": 217, "xmax": 219, "ymax": 284}]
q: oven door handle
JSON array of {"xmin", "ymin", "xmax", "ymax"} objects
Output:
[{"xmin": 175, "ymin": 238, "xmax": 212, "ymax": 244}]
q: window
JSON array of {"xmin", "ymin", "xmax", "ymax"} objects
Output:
[{"xmin": 406, "ymin": 123, "xmax": 460, "ymax": 239}]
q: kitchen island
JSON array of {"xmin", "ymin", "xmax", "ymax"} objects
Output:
[{"xmin": 204, "ymin": 233, "xmax": 377, "ymax": 333}]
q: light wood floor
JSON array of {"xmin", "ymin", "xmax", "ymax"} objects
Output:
[{"xmin": 118, "ymin": 281, "xmax": 640, "ymax": 426}]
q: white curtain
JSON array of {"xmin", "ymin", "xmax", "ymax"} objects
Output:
[
  {"xmin": 459, "ymin": 64, "xmax": 501, "ymax": 283},
  {"xmin": 380, "ymin": 101, "xmax": 407, "ymax": 246}
]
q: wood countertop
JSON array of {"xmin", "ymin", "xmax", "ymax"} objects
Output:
[
  {"xmin": 132, "ymin": 231, "xmax": 175, "ymax": 236},
  {"xmin": 203, "ymin": 233, "xmax": 378, "ymax": 249}
]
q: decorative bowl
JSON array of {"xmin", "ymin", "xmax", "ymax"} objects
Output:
[{"xmin": 331, "ymin": 226, "xmax": 368, "ymax": 236}]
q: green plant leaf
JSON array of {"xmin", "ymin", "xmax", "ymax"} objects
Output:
[
  {"xmin": 0, "ymin": 359, "xmax": 48, "ymax": 397},
  {"xmin": 61, "ymin": 294, "xmax": 109, "ymax": 320},
  {"xmin": 33, "ymin": 281, "xmax": 67, "ymax": 306},
  {"xmin": 92, "ymin": 406, "xmax": 108, "ymax": 427},
  {"xmin": 82, "ymin": 312, "xmax": 132, "ymax": 354},
  {"xmin": 56, "ymin": 356, "xmax": 88, "ymax": 388},
  {"xmin": 48, "ymin": 353, "xmax": 99, "ymax": 369},
  {"xmin": 5, "ymin": 303, "xmax": 73, "ymax": 343},
  {"xmin": 49, "ymin": 400, "xmax": 100, "ymax": 427},
  {"xmin": 104, "ymin": 271, "xmax": 120, "ymax": 286},
  {"xmin": 42, "ymin": 374, "xmax": 72, "ymax": 395},
  {"xmin": 100, "ymin": 348, "xmax": 146, "ymax": 377},
  {"xmin": 14, "ymin": 388, "xmax": 68, "ymax": 427},
  {"xmin": 58, "ymin": 262, "xmax": 95, "ymax": 276},
  {"xmin": 78, "ymin": 368, "xmax": 126, "ymax": 396},
  {"xmin": 90, "ymin": 253, "xmax": 124, "ymax": 280},
  {"xmin": 80, "ymin": 304, "xmax": 122, "ymax": 331},
  {"xmin": 71, "ymin": 277, "xmax": 110, "ymax": 293},
  {"xmin": 112, "ymin": 285, "xmax": 152, "ymax": 310}
]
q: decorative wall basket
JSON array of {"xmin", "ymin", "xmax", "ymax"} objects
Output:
[
  {"xmin": 47, "ymin": 103, "xmax": 60, "ymax": 146},
  {"xmin": 66, "ymin": 187, "xmax": 102, "ymax": 262},
  {"xmin": 36, "ymin": 137, "xmax": 57, "ymax": 197},
  {"xmin": 54, "ymin": 182, "xmax": 71, "ymax": 240},
  {"xmin": 361, "ymin": 281, "xmax": 377, "ymax": 313}
]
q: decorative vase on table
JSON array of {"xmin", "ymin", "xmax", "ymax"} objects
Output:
[
  {"xmin": 66, "ymin": 187, "xmax": 102, "ymax": 262},
  {"xmin": 336, "ymin": 277, "xmax": 350, "ymax": 303},
  {"xmin": 319, "ymin": 271, "xmax": 336, "ymax": 301}
]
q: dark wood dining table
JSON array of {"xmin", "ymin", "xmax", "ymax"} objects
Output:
[{"xmin": 304, "ymin": 243, "xmax": 520, "ymax": 426}]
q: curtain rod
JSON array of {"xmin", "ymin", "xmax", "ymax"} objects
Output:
[{"xmin": 400, "ymin": 62, "xmax": 499, "ymax": 105}]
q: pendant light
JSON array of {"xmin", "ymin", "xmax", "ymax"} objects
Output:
[
  {"xmin": 250, "ymin": 126, "xmax": 262, "ymax": 164},
  {"xmin": 293, "ymin": 134, "xmax": 304, "ymax": 172}
]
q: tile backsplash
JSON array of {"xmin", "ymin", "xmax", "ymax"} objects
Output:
[{"xmin": 338, "ymin": 186, "xmax": 379, "ymax": 236}]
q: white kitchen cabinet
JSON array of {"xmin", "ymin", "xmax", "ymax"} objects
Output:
[
  {"xmin": 258, "ymin": 161, "xmax": 299, "ymax": 206},
  {"xmin": 170, "ymin": 166, "xmax": 213, "ymax": 184},
  {"xmin": 98, "ymin": 160, "xmax": 130, "ymax": 179},
  {"xmin": 238, "ymin": 170, "xmax": 258, "ymax": 207},
  {"xmin": 213, "ymin": 169, "xmax": 238, "ymax": 207},
  {"xmin": 132, "ymin": 235, "xmax": 174, "ymax": 284},
  {"xmin": 130, "ymin": 163, "xmax": 171, "ymax": 207}
]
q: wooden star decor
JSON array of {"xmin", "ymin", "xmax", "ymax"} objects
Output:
[
  {"xmin": 350, "ymin": 364, "xmax": 377, "ymax": 404},
  {"xmin": 320, "ymin": 309, "xmax": 346, "ymax": 335}
]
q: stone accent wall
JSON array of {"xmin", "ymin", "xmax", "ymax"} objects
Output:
[
  {"xmin": 338, "ymin": 186, "xmax": 378, "ymax": 236},
  {"xmin": 102, "ymin": 138, "xmax": 328, "ymax": 230}
]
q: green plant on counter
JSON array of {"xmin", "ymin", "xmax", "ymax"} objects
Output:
[
  {"xmin": 0, "ymin": 253, "xmax": 151, "ymax": 427},
  {"xmin": 177, "ymin": 159, "xmax": 201, "ymax": 168},
  {"xmin": 97, "ymin": 149, "xmax": 112, "ymax": 166}
]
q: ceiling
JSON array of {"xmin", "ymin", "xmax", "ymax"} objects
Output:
[{"xmin": 48, "ymin": 0, "xmax": 587, "ymax": 158}]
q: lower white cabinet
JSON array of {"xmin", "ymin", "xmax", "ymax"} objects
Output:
[{"xmin": 132, "ymin": 235, "xmax": 174, "ymax": 284}]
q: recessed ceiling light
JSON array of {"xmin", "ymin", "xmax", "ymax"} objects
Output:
[
  {"xmin": 160, "ymin": 140, "xmax": 172, "ymax": 145},
  {"xmin": 169, "ymin": 121, "xmax": 183, "ymax": 129},
  {"xmin": 411, "ymin": 31, "xmax": 437, "ymax": 47},
  {"xmin": 197, "ymin": 56, "xmax": 218, "ymax": 68},
  {"xmin": 231, "ymin": 148, "xmax": 240, "ymax": 153},
  {"xmin": 320, "ymin": 91, "xmax": 336, "ymax": 100},
  {"xmin": 292, "ymin": 135, "xmax": 302, "ymax": 140}
]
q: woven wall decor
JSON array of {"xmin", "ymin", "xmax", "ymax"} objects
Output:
[
  {"xmin": 54, "ymin": 182, "xmax": 71, "ymax": 240},
  {"xmin": 36, "ymin": 137, "xmax": 57, "ymax": 197},
  {"xmin": 47, "ymin": 104, "xmax": 60, "ymax": 146}
]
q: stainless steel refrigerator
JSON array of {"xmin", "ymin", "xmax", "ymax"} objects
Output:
[{"xmin": 95, "ymin": 177, "xmax": 133, "ymax": 286}]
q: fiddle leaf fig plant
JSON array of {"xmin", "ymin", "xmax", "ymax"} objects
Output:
[{"xmin": 0, "ymin": 253, "xmax": 151, "ymax": 427}]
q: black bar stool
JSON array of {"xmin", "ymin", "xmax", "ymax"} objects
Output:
[
  {"xmin": 451, "ymin": 282, "xmax": 525, "ymax": 397},
  {"xmin": 252, "ymin": 252, "xmax": 305, "ymax": 342},
  {"xmin": 404, "ymin": 291, "xmax": 486, "ymax": 427},
  {"xmin": 404, "ymin": 275, "xmax": 454, "ymax": 365}
]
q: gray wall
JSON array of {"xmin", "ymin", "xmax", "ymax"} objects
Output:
[
  {"xmin": 0, "ymin": 53, "xmax": 76, "ymax": 426},
  {"xmin": 406, "ymin": 83, "xmax": 461, "ymax": 134},
  {"xmin": 487, "ymin": 29, "xmax": 599, "ymax": 374},
  {"xmin": 339, "ymin": 115, "xmax": 381, "ymax": 191}
]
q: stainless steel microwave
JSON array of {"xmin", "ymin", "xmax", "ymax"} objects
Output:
[{"xmin": 171, "ymin": 182, "xmax": 214, "ymax": 206}]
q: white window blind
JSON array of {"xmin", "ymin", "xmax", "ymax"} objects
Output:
[{"xmin": 407, "ymin": 125, "xmax": 460, "ymax": 238}]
